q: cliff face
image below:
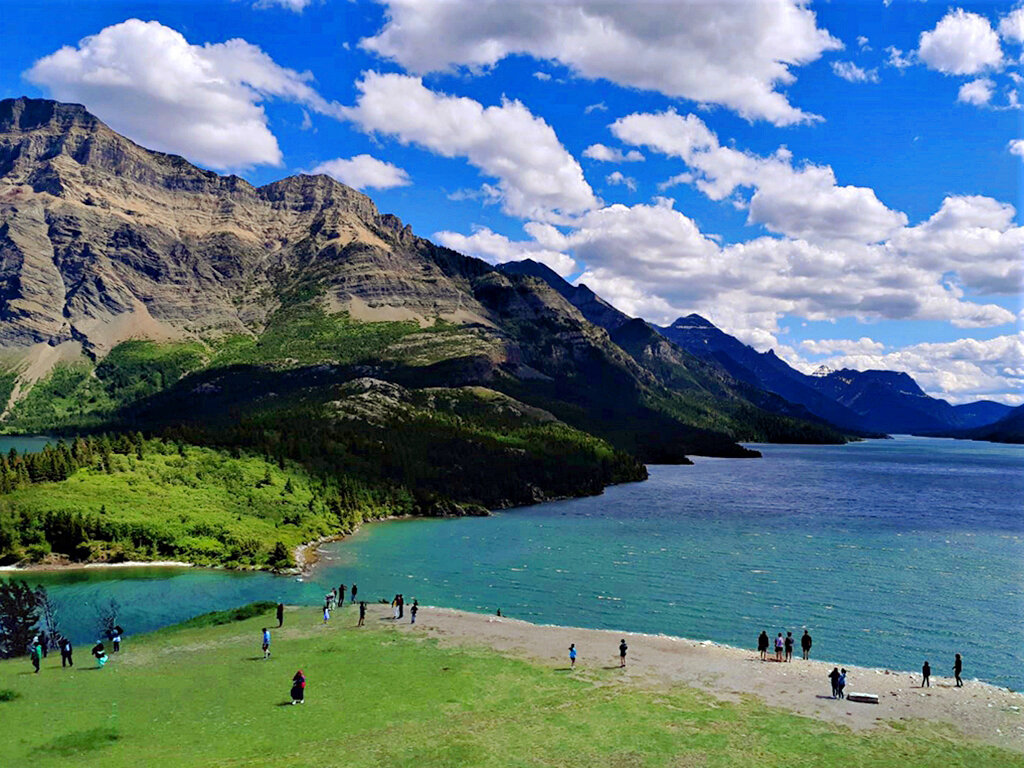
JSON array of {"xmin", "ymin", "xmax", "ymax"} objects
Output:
[{"xmin": 0, "ymin": 97, "xmax": 495, "ymax": 358}]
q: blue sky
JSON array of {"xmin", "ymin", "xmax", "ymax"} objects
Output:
[{"xmin": 1, "ymin": 0, "xmax": 1021, "ymax": 403}]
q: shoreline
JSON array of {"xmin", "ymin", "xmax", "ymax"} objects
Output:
[
  {"xmin": 375, "ymin": 603, "xmax": 1024, "ymax": 753},
  {"xmin": 0, "ymin": 559, "xmax": 194, "ymax": 573}
]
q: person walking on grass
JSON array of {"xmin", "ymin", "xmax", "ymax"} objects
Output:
[
  {"xmin": 758, "ymin": 630, "xmax": 769, "ymax": 661},
  {"xmin": 828, "ymin": 667, "xmax": 840, "ymax": 698},
  {"xmin": 30, "ymin": 636, "xmax": 41, "ymax": 673},
  {"xmin": 801, "ymin": 630, "xmax": 812, "ymax": 660},
  {"xmin": 953, "ymin": 653, "xmax": 963, "ymax": 687},
  {"xmin": 358, "ymin": 601, "xmax": 366, "ymax": 627},
  {"xmin": 922, "ymin": 660, "xmax": 931, "ymax": 688},
  {"xmin": 339, "ymin": 584, "xmax": 346, "ymax": 608},
  {"xmin": 59, "ymin": 635, "xmax": 73, "ymax": 668},
  {"xmin": 784, "ymin": 632, "xmax": 794, "ymax": 662},
  {"xmin": 619, "ymin": 639, "xmax": 628, "ymax": 668},
  {"xmin": 112, "ymin": 626, "xmax": 123, "ymax": 653},
  {"xmin": 569, "ymin": 644, "xmax": 577, "ymax": 668},
  {"xmin": 262, "ymin": 628, "xmax": 271, "ymax": 659},
  {"xmin": 92, "ymin": 641, "xmax": 108, "ymax": 668},
  {"xmin": 277, "ymin": 603, "xmax": 284, "ymax": 628},
  {"xmin": 410, "ymin": 600, "xmax": 418, "ymax": 625},
  {"xmin": 291, "ymin": 670, "xmax": 306, "ymax": 705},
  {"xmin": 774, "ymin": 633, "xmax": 784, "ymax": 662},
  {"xmin": 350, "ymin": 584, "xmax": 357, "ymax": 604},
  {"xmin": 323, "ymin": 605, "xmax": 330, "ymax": 625}
]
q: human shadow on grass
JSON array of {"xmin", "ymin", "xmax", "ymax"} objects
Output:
[
  {"xmin": 276, "ymin": 701, "xmax": 297, "ymax": 707},
  {"xmin": 245, "ymin": 656, "xmax": 267, "ymax": 661}
]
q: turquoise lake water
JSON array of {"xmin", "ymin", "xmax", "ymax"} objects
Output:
[{"xmin": 17, "ymin": 436, "xmax": 1024, "ymax": 689}]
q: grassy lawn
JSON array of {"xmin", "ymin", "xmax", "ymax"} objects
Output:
[{"xmin": 0, "ymin": 604, "xmax": 1020, "ymax": 768}]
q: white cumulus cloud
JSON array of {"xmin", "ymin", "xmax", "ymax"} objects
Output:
[
  {"xmin": 800, "ymin": 337, "xmax": 887, "ymax": 356},
  {"xmin": 957, "ymin": 77, "xmax": 996, "ymax": 105},
  {"xmin": 360, "ymin": 0, "xmax": 841, "ymax": 126},
  {"xmin": 25, "ymin": 19, "xmax": 341, "ymax": 169},
  {"xmin": 917, "ymin": 8, "xmax": 1003, "ymax": 75},
  {"xmin": 582, "ymin": 144, "xmax": 644, "ymax": 163},
  {"xmin": 309, "ymin": 154, "xmax": 411, "ymax": 190},
  {"xmin": 610, "ymin": 109, "xmax": 908, "ymax": 243},
  {"xmin": 605, "ymin": 171, "xmax": 637, "ymax": 192},
  {"xmin": 341, "ymin": 72, "xmax": 596, "ymax": 222},
  {"xmin": 1009, "ymin": 139, "xmax": 1024, "ymax": 157},
  {"xmin": 998, "ymin": 7, "xmax": 1024, "ymax": 43},
  {"xmin": 831, "ymin": 61, "xmax": 880, "ymax": 83}
]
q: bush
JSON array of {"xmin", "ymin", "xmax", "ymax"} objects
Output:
[{"xmin": 0, "ymin": 689, "xmax": 20, "ymax": 702}]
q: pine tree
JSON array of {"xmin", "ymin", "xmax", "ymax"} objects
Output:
[{"xmin": 0, "ymin": 579, "xmax": 40, "ymax": 659}]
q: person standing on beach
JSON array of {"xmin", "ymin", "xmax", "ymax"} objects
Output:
[
  {"xmin": 291, "ymin": 670, "xmax": 306, "ymax": 705},
  {"xmin": 922, "ymin": 660, "xmax": 931, "ymax": 687},
  {"xmin": 410, "ymin": 600, "xmax": 418, "ymax": 625},
  {"xmin": 392, "ymin": 595, "xmax": 400, "ymax": 620},
  {"xmin": 358, "ymin": 601, "xmax": 366, "ymax": 627},
  {"xmin": 569, "ymin": 644, "xmax": 577, "ymax": 668},
  {"xmin": 339, "ymin": 584, "xmax": 346, "ymax": 608},
  {"xmin": 350, "ymin": 584, "xmax": 357, "ymax": 604},
  {"xmin": 619, "ymin": 639, "xmax": 628, "ymax": 668},
  {"xmin": 784, "ymin": 632, "xmax": 794, "ymax": 662},
  {"xmin": 758, "ymin": 630, "xmax": 769, "ymax": 660},
  {"xmin": 277, "ymin": 603, "xmax": 284, "ymax": 628},
  {"xmin": 828, "ymin": 667, "xmax": 840, "ymax": 698},
  {"xmin": 59, "ymin": 635, "xmax": 73, "ymax": 668},
  {"xmin": 30, "ymin": 636, "xmax": 41, "ymax": 673},
  {"xmin": 262, "ymin": 628, "xmax": 271, "ymax": 659},
  {"xmin": 801, "ymin": 630, "xmax": 812, "ymax": 660},
  {"xmin": 953, "ymin": 653, "xmax": 963, "ymax": 687},
  {"xmin": 774, "ymin": 633, "xmax": 784, "ymax": 661},
  {"xmin": 398, "ymin": 594, "xmax": 405, "ymax": 620},
  {"xmin": 837, "ymin": 668, "xmax": 847, "ymax": 699}
]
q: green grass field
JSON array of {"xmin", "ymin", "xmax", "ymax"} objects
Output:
[{"xmin": 0, "ymin": 604, "xmax": 1020, "ymax": 768}]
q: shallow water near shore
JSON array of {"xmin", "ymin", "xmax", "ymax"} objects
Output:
[{"xmin": 20, "ymin": 436, "xmax": 1024, "ymax": 689}]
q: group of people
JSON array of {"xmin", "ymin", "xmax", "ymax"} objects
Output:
[
  {"xmin": 562, "ymin": 639, "xmax": 628, "ymax": 669},
  {"xmin": 755, "ymin": 627, "xmax": 966, "ymax": 696},
  {"xmin": 29, "ymin": 625, "xmax": 123, "ymax": 673},
  {"xmin": 321, "ymin": 584, "xmax": 358, "ymax": 623},
  {"xmin": 757, "ymin": 629, "xmax": 812, "ymax": 662}
]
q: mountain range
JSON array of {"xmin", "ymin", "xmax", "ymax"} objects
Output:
[
  {"xmin": 0, "ymin": 94, "xmax": 1016, "ymax": 515},
  {"xmin": 499, "ymin": 259, "xmax": 1016, "ymax": 439}
]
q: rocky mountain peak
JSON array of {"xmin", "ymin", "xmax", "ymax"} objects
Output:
[{"xmin": 670, "ymin": 314, "xmax": 715, "ymax": 330}]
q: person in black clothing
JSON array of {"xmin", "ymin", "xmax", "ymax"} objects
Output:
[
  {"xmin": 921, "ymin": 660, "xmax": 931, "ymax": 688},
  {"xmin": 953, "ymin": 653, "xmax": 963, "ymax": 687},
  {"xmin": 784, "ymin": 632, "xmax": 794, "ymax": 662},
  {"xmin": 350, "ymin": 584, "xmax": 357, "ymax": 604},
  {"xmin": 339, "ymin": 584, "xmax": 346, "ymax": 608},
  {"xmin": 619, "ymin": 639, "xmax": 628, "ymax": 668},
  {"xmin": 397, "ymin": 594, "xmax": 404, "ymax": 620},
  {"xmin": 112, "ymin": 626, "xmax": 123, "ymax": 653},
  {"xmin": 358, "ymin": 601, "xmax": 367, "ymax": 627},
  {"xmin": 291, "ymin": 670, "xmax": 306, "ymax": 705},
  {"xmin": 828, "ymin": 667, "xmax": 841, "ymax": 698},
  {"xmin": 38, "ymin": 630, "xmax": 48, "ymax": 658},
  {"xmin": 801, "ymin": 630, "xmax": 812, "ymax": 660},
  {"xmin": 757, "ymin": 630, "xmax": 769, "ymax": 661},
  {"xmin": 59, "ymin": 636, "xmax": 73, "ymax": 668},
  {"xmin": 410, "ymin": 600, "xmax": 418, "ymax": 624},
  {"xmin": 277, "ymin": 603, "xmax": 285, "ymax": 628}
]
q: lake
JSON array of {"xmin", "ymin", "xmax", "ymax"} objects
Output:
[{"xmin": 16, "ymin": 436, "xmax": 1024, "ymax": 688}]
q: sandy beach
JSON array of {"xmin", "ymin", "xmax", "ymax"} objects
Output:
[{"xmin": 364, "ymin": 603, "xmax": 1024, "ymax": 753}]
